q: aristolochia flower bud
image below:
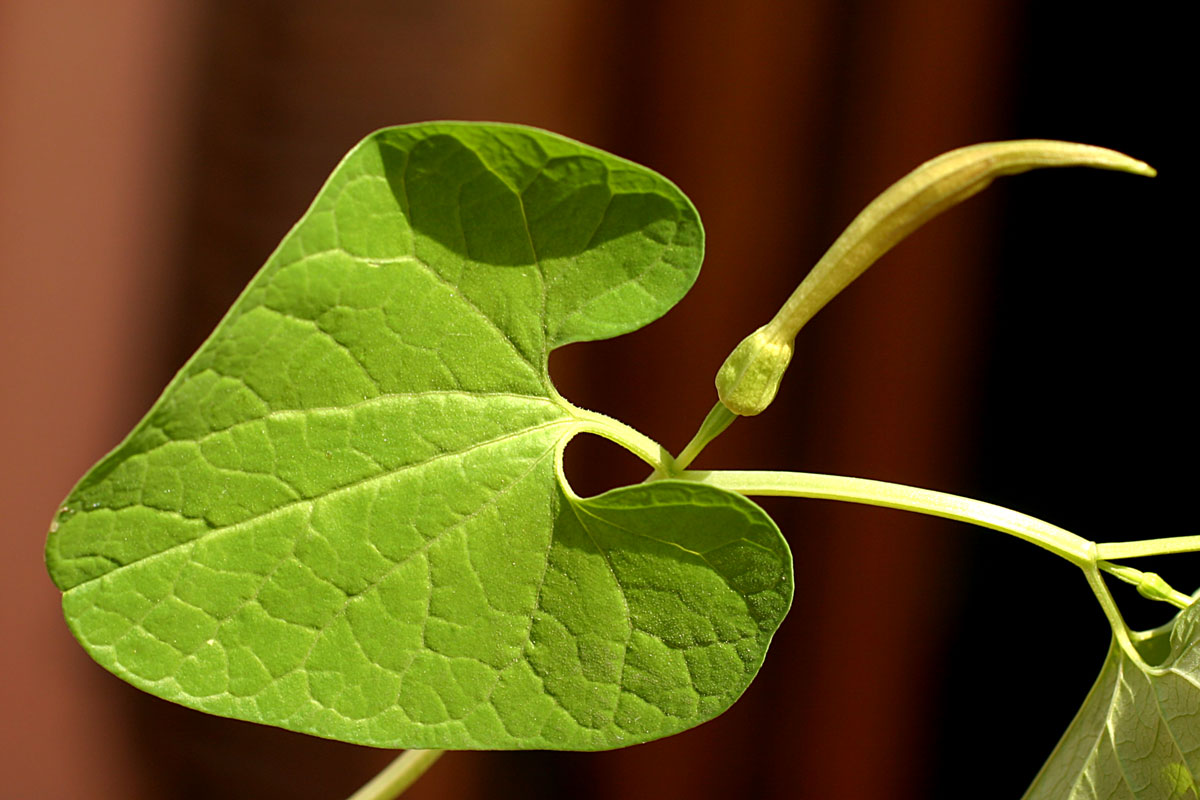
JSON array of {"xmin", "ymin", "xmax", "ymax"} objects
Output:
[
  {"xmin": 714, "ymin": 140, "xmax": 1154, "ymax": 417},
  {"xmin": 715, "ymin": 325, "xmax": 793, "ymax": 416}
]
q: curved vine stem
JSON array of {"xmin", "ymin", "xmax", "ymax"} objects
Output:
[
  {"xmin": 673, "ymin": 468, "xmax": 1096, "ymax": 566},
  {"xmin": 1098, "ymin": 534, "xmax": 1200, "ymax": 560},
  {"xmin": 346, "ymin": 750, "xmax": 446, "ymax": 800},
  {"xmin": 667, "ymin": 467, "xmax": 1200, "ymax": 660}
]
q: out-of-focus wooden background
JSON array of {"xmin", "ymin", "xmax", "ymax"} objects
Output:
[{"xmin": 3, "ymin": 3, "xmax": 1193, "ymax": 798}]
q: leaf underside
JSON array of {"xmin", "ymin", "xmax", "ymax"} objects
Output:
[
  {"xmin": 1024, "ymin": 601, "xmax": 1200, "ymax": 799},
  {"xmin": 45, "ymin": 122, "xmax": 793, "ymax": 750}
]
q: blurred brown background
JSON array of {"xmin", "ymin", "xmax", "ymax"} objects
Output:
[{"xmin": 2, "ymin": 2, "xmax": 1193, "ymax": 798}]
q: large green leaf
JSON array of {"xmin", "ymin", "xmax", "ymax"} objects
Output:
[
  {"xmin": 1024, "ymin": 601, "xmax": 1200, "ymax": 799},
  {"xmin": 45, "ymin": 122, "xmax": 793, "ymax": 749}
]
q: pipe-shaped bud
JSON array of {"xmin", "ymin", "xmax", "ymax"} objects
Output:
[{"xmin": 716, "ymin": 140, "xmax": 1155, "ymax": 416}]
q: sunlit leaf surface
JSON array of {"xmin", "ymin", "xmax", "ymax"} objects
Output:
[{"xmin": 46, "ymin": 123, "xmax": 792, "ymax": 749}]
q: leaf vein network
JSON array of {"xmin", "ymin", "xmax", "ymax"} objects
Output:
[
  {"xmin": 396, "ymin": 151, "xmax": 541, "ymax": 372},
  {"xmin": 63, "ymin": 419, "xmax": 573, "ymax": 592}
]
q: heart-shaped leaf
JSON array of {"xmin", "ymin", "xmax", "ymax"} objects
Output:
[
  {"xmin": 45, "ymin": 122, "xmax": 793, "ymax": 749},
  {"xmin": 1024, "ymin": 601, "xmax": 1200, "ymax": 798}
]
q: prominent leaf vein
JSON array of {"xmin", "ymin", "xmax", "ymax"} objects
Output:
[
  {"xmin": 62, "ymin": 419, "xmax": 573, "ymax": 591},
  {"xmin": 396, "ymin": 149, "xmax": 541, "ymax": 373}
]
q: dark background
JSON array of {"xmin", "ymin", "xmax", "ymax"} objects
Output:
[{"xmin": 2, "ymin": 2, "xmax": 1193, "ymax": 798}]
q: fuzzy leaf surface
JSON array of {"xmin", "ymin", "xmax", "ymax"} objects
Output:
[
  {"xmin": 45, "ymin": 122, "xmax": 792, "ymax": 749},
  {"xmin": 1024, "ymin": 601, "xmax": 1200, "ymax": 799}
]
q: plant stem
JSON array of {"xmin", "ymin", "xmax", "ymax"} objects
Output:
[
  {"xmin": 346, "ymin": 750, "xmax": 445, "ymax": 800},
  {"xmin": 1097, "ymin": 534, "xmax": 1200, "ymax": 560},
  {"xmin": 673, "ymin": 402, "xmax": 737, "ymax": 472},
  {"xmin": 674, "ymin": 469, "xmax": 1095, "ymax": 566},
  {"xmin": 1080, "ymin": 565, "xmax": 1147, "ymax": 668},
  {"xmin": 569, "ymin": 407, "xmax": 676, "ymax": 474}
]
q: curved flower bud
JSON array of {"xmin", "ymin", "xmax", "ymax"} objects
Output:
[{"xmin": 716, "ymin": 140, "xmax": 1155, "ymax": 416}]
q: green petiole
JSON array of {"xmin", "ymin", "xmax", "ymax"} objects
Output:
[
  {"xmin": 345, "ymin": 750, "xmax": 445, "ymax": 800},
  {"xmin": 672, "ymin": 402, "xmax": 737, "ymax": 473}
]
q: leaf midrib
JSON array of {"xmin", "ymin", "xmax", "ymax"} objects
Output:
[
  {"xmin": 147, "ymin": 386, "xmax": 561, "ymax": 448},
  {"xmin": 61, "ymin": 415, "xmax": 579, "ymax": 594}
]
